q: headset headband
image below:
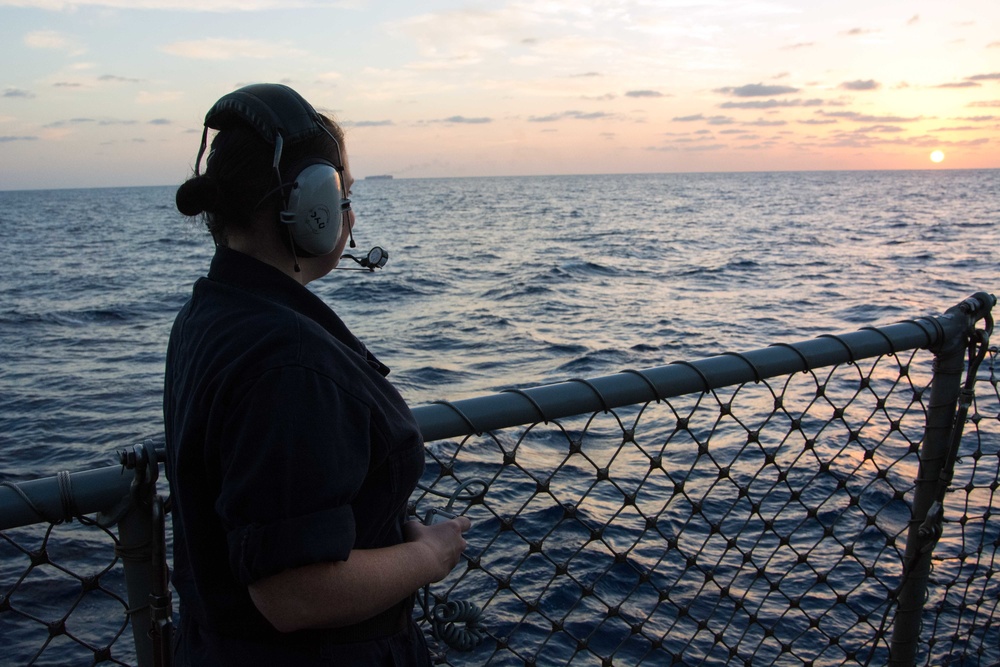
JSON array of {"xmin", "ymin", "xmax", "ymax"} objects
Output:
[
  {"xmin": 205, "ymin": 83, "xmax": 325, "ymax": 144},
  {"xmin": 195, "ymin": 83, "xmax": 343, "ymax": 175}
]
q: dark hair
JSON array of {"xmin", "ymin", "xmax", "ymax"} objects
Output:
[{"xmin": 176, "ymin": 115, "xmax": 345, "ymax": 245}]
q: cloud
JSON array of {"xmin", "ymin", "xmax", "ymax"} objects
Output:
[
  {"xmin": 99, "ymin": 75, "xmax": 144, "ymax": 84},
  {"xmin": 782, "ymin": 42, "xmax": 815, "ymax": 50},
  {"xmin": 930, "ymin": 125, "xmax": 983, "ymax": 132},
  {"xmin": 798, "ymin": 119, "xmax": 838, "ymax": 125},
  {"xmin": 24, "ymin": 29, "xmax": 79, "ymax": 51},
  {"xmin": 947, "ymin": 137, "xmax": 990, "ymax": 146},
  {"xmin": 826, "ymin": 133, "xmax": 990, "ymax": 149},
  {"xmin": 817, "ymin": 111, "xmax": 921, "ymax": 123},
  {"xmin": 147, "ymin": 118, "xmax": 171, "ymax": 125},
  {"xmin": 715, "ymin": 83, "xmax": 800, "ymax": 97},
  {"xmin": 527, "ymin": 110, "xmax": 612, "ymax": 122},
  {"xmin": 967, "ymin": 72, "xmax": 1000, "ymax": 81},
  {"xmin": 343, "ymin": 120, "xmax": 395, "ymax": 127},
  {"xmin": 743, "ymin": 119, "xmax": 787, "ymax": 127},
  {"xmin": 160, "ymin": 38, "xmax": 307, "ymax": 60},
  {"xmin": 672, "ymin": 114, "xmax": 736, "ymax": 125},
  {"xmin": 43, "ymin": 117, "xmax": 138, "ymax": 128},
  {"xmin": 625, "ymin": 90, "xmax": 665, "ymax": 98},
  {"xmin": 935, "ymin": 81, "xmax": 981, "ymax": 88},
  {"xmin": 907, "ymin": 15, "xmax": 920, "ymax": 26},
  {"xmin": 650, "ymin": 131, "xmax": 742, "ymax": 151},
  {"xmin": 683, "ymin": 144, "xmax": 727, "ymax": 152},
  {"xmin": 844, "ymin": 27, "xmax": 878, "ymax": 36},
  {"xmin": 968, "ymin": 100, "xmax": 1000, "ymax": 107},
  {"xmin": 855, "ymin": 124, "xmax": 905, "ymax": 133},
  {"xmin": 0, "ymin": 135, "xmax": 39, "ymax": 143},
  {"xmin": 438, "ymin": 116, "xmax": 492, "ymax": 124},
  {"xmin": 388, "ymin": 7, "xmax": 534, "ymax": 66},
  {"xmin": 735, "ymin": 143, "xmax": 776, "ymax": 151},
  {"xmin": 3, "ymin": 88, "xmax": 35, "ymax": 98},
  {"xmin": 43, "ymin": 118, "xmax": 96, "ymax": 127},
  {"xmin": 840, "ymin": 79, "xmax": 880, "ymax": 91},
  {"xmin": 718, "ymin": 98, "xmax": 827, "ymax": 109},
  {"xmin": 989, "ymin": 42, "xmax": 1000, "ymax": 48}
]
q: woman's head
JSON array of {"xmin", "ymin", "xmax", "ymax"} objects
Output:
[{"xmin": 175, "ymin": 85, "xmax": 347, "ymax": 251}]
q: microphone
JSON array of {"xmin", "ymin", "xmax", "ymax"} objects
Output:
[{"xmin": 337, "ymin": 246, "xmax": 389, "ymax": 272}]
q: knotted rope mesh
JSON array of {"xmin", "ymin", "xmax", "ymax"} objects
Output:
[
  {"xmin": 412, "ymin": 346, "xmax": 1000, "ymax": 666},
  {"xmin": 0, "ymin": 518, "xmax": 133, "ymax": 665},
  {"xmin": 1, "ymin": 346, "xmax": 997, "ymax": 666}
]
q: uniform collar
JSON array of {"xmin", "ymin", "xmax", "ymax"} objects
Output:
[{"xmin": 207, "ymin": 245, "xmax": 391, "ymax": 376}]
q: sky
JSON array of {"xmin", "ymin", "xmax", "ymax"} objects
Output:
[{"xmin": 1, "ymin": 0, "xmax": 998, "ymax": 190}]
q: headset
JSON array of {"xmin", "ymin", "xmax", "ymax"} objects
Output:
[{"xmin": 194, "ymin": 83, "xmax": 348, "ymax": 256}]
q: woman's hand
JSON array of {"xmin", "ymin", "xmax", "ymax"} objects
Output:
[
  {"xmin": 403, "ymin": 516, "xmax": 472, "ymax": 582},
  {"xmin": 249, "ymin": 516, "xmax": 473, "ymax": 632}
]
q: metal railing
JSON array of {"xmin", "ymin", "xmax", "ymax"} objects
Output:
[{"xmin": 1, "ymin": 292, "xmax": 996, "ymax": 666}]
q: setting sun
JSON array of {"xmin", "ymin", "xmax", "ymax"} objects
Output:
[{"xmin": 930, "ymin": 151, "xmax": 946, "ymax": 163}]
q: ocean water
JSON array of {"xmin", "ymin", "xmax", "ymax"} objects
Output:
[
  {"xmin": 1, "ymin": 170, "xmax": 998, "ymax": 664},
  {"xmin": 1, "ymin": 170, "xmax": 996, "ymax": 477}
]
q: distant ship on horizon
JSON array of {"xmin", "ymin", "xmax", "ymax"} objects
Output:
[{"xmin": 365, "ymin": 174, "xmax": 393, "ymax": 180}]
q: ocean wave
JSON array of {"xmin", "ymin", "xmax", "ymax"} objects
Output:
[
  {"xmin": 479, "ymin": 281, "xmax": 558, "ymax": 302},
  {"xmin": 328, "ymin": 278, "xmax": 430, "ymax": 302},
  {"xmin": 397, "ymin": 365, "xmax": 479, "ymax": 388},
  {"xmin": 553, "ymin": 348, "xmax": 634, "ymax": 376},
  {"xmin": 832, "ymin": 302, "xmax": 909, "ymax": 324},
  {"xmin": 0, "ymin": 306, "xmax": 139, "ymax": 327}
]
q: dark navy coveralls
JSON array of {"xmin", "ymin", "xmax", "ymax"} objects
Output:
[{"xmin": 164, "ymin": 246, "xmax": 430, "ymax": 666}]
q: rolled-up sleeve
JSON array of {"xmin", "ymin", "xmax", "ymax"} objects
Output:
[
  {"xmin": 215, "ymin": 364, "xmax": 371, "ymax": 585},
  {"xmin": 227, "ymin": 505, "xmax": 356, "ymax": 584}
]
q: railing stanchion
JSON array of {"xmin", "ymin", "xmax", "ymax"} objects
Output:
[
  {"xmin": 888, "ymin": 295, "xmax": 991, "ymax": 666},
  {"xmin": 117, "ymin": 438, "xmax": 169, "ymax": 667},
  {"xmin": 117, "ymin": 493, "xmax": 156, "ymax": 667}
]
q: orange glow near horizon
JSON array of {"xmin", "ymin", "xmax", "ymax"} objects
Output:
[{"xmin": 0, "ymin": 2, "xmax": 998, "ymax": 189}]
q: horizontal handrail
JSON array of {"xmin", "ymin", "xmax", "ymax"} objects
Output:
[
  {"xmin": 0, "ymin": 466, "xmax": 133, "ymax": 531},
  {"xmin": 413, "ymin": 292, "xmax": 994, "ymax": 442}
]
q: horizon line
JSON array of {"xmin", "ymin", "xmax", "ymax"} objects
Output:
[{"xmin": 1, "ymin": 166, "xmax": 996, "ymax": 194}]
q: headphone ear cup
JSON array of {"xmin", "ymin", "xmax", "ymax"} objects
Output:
[{"xmin": 281, "ymin": 162, "xmax": 343, "ymax": 255}]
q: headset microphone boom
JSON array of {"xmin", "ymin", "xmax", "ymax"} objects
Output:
[{"xmin": 337, "ymin": 246, "xmax": 389, "ymax": 272}]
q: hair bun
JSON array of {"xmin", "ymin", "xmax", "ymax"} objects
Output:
[{"xmin": 175, "ymin": 175, "xmax": 220, "ymax": 216}]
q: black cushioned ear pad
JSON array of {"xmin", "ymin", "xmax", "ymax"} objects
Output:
[{"xmin": 204, "ymin": 83, "xmax": 324, "ymax": 145}]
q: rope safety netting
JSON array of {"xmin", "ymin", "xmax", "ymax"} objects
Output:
[
  {"xmin": 1, "ymin": 343, "xmax": 997, "ymax": 666},
  {"xmin": 410, "ymin": 345, "xmax": 999, "ymax": 666}
]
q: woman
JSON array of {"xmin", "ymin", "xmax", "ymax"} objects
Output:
[{"xmin": 165, "ymin": 83, "xmax": 470, "ymax": 666}]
